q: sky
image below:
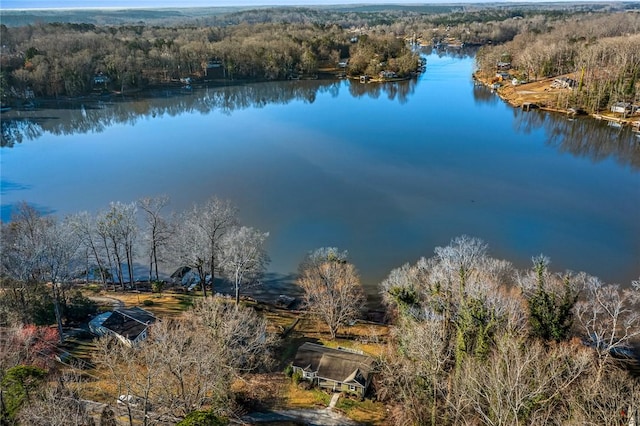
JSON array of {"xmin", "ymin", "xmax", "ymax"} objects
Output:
[{"xmin": 0, "ymin": 0, "xmax": 566, "ymax": 9}]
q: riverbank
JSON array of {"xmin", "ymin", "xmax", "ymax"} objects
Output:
[{"xmin": 473, "ymin": 72, "xmax": 640, "ymax": 129}]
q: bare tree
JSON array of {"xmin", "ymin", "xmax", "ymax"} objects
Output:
[
  {"xmin": 17, "ymin": 371, "xmax": 95, "ymax": 426},
  {"xmin": 39, "ymin": 217, "xmax": 82, "ymax": 342},
  {"xmin": 93, "ymin": 298, "xmax": 276, "ymax": 422},
  {"xmin": 95, "ymin": 202, "xmax": 138, "ymax": 290},
  {"xmin": 172, "ymin": 197, "xmax": 238, "ymax": 297},
  {"xmin": 459, "ymin": 334, "xmax": 592, "ymax": 426},
  {"xmin": 0, "ymin": 204, "xmax": 81, "ymax": 341},
  {"xmin": 69, "ymin": 212, "xmax": 109, "ymax": 285},
  {"xmin": 138, "ymin": 195, "xmax": 172, "ymax": 282},
  {"xmin": 574, "ymin": 274, "xmax": 640, "ymax": 383},
  {"xmin": 142, "ymin": 318, "xmax": 231, "ymax": 418},
  {"xmin": 221, "ymin": 226, "xmax": 269, "ymax": 306},
  {"xmin": 188, "ymin": 297, "xmax": 277, "ymax": 373},
  {"xmin": 297, "ymin": 247, "xmax": 366, "ymax": 339},
  {"xmin": 92, "ymin": 337, "xmax": 140, "ymax": 426},
  {"xmin": 378, "ymin": 317, "xmax": 453, "ymax": 426}
]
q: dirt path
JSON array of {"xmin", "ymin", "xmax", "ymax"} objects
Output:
[{"xmin": 88, "ymin": 295, "xmax": 124, "ymax": 309}]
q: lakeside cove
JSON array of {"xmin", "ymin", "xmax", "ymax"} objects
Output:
[
  {"xmin": 3, "ymin": 52, "xmax": 639, "ymax": 295},
  {"xmin": 473, "ymin": 72, "xmax": 640, "ymax": 130}
]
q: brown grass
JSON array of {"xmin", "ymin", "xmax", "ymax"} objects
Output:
[
  {"xmin": 72, "ymin": 291, "xmax": 390, "ymax": 425},
  {"xmin": 90, "ymin": 291, "xmax": 196, "ymax": 317},
  {"xmin": 336, "ymin": 397, "xmax": 388, "ymax": 425},
  {"xmin": 285, "ymin": 383, "xmax": 331, "ymax": 408}
]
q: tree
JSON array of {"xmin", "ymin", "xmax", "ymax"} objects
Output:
[
  {"xmin": 0, "ymin": 203, "xmax": 81, "ymax": 341},
  {"xmin": 189, "ymin": 297, "xmax": 276, "ymax": 372},
  {"xmin": 458, "ymin": 334, "xmax": 591, "ymax": 425},
  {"xmin": 69, "ymin": 212, "xmax": 109, "ymax": 285},
  {"xmin": 297, "ymin": 248, "xmax": 366, "ymax": 339},
  {"xmin": 221, "ymin": 226, "xmax": 269, "ymax": 306},
  {"xmin": 1, "ymin": 365, "xmax": 46, "ymax": 423},
  {"xmin": 173, "ymin": 197, "xmax": 238, "ymax": 297},
  {"xmin": 574, "ymin": 275, "xmax": 640, "ymax": 382},
  {"xmin": 93, "ymin": 297, "xmax": 275, "ymax": 423},
  {"xmin": 16, "ymin": 372, "xmax": 95, "ymax": 426},
  {"xmin": 39, "ymin": 217, "xmax": 82, "ymax": 341},
  {"xmin": 519, "ymin": 255, "xmax": 578, "ymax": 342},
  {"xmin": 96, "ymin": 202, "xmax": 138, "ymax": 290},
  {"xmin": 138, "ymin": 195, "xmax": 172, "ymax": 282}
]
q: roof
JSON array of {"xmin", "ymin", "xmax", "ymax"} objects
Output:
[
  {"xmin": 612, "ymin": 101, "xmax": 632, "ymax": 108},
  {"xmin": 101, "ymin": 307, "xmax": 156, "ymax": 342},
  {"xmin": 293, "ymin": 342, "xmax": 374, "ymax": 387}
]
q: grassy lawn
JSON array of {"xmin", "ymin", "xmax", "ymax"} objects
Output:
[
  {"xmin": 285, "ymin": 382, "xmax": 331, "ymax": 408},
  {"xmin": 87, "ymin": 290, "xmax": 196, "ymax": 317},
  {"xmin": 336, "ymin": 397, "xmax": 388, "ymax": 425}
]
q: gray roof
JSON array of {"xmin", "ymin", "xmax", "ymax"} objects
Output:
[
  {"xmin": 293, "ymin": 342, "xmax": 374, "ymax": 387},
  {"xmin": 101, "ymin": 307, "xmax": 156, "ymax": 341}
]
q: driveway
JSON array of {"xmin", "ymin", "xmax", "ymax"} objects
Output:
[{"xmin": 241, "ymin": 408, "xmax": 361, "ymax": 425}]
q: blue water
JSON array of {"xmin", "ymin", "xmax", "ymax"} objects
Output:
[{"xmin": 2, "ymin": 52, "xmax": 639, "ymax": 297}]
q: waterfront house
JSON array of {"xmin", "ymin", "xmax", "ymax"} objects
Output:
[
  {"xmin": 379, "ymin": 70, "xmax": 398, "ymax": 79},
  {"xmin": 551, "ymin": 77, "xmax": 576, "ymax": 89},
  {"xmin": 93, "ymin": 73, "xmax": 110, "ymax": 85},
  {"xmin": 292, "ymin": 342, "xmax": 374, "ymax": 397},
  {"xmin": 611, "ymin": 102, "xmax": 633, "ymax": 116}
]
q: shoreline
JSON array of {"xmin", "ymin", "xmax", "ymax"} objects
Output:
[{"xmin": 473, "ymin": 73, "xmax": 640, "ymax": 129}]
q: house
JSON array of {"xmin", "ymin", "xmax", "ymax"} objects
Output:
[
  {"xmin": 611, "ymin": 102, "xmax": 633, "ymax": 116},
  {"xmin": 550, "ymin": 77, "xmax": 576, "ymax": 89},
  {"xmin": 89, "ymin": 307, "xmax": 156, "ymax": 347},
  {"xmin": 93, "ymin": 73, "xmax": 110, "ymax": 85},
  {"xmin": 379, "ymin": 70, "xmax": 398, "ymax": 79},
  {"xmin": 292, "ymin": 342, "xmax": 374, "ymax": 397},
  {"xmin": 170, "ymin": 266, "xmax": 207, "ymax": 291}
]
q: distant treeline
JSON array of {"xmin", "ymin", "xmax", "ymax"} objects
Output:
[
  {"xmin": 1, "ymin": 4, "xmax": 638, "ymax": 104},
  {"xmin": 0, "ymin": 20, "xmax": 420, "ymax": 101}
]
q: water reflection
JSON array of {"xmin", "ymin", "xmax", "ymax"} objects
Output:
[
  {"xmin": 472, "ymin": 83, "xmax": 499, "ymax": 105},
  {"xmin": 512, "ymin": 109, "xmax": 640, "ymax": 170},
  {"xmin": 1, "ymin": 78, "xmax": 417, "ymax": 148}
]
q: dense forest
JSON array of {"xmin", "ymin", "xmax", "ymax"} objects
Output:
[{"xmin": 0, "ymin": 20, "xmax": 420, "ymax": 102}]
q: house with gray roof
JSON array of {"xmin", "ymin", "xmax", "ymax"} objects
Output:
[
  {"xmin": 89, "ymin": 307, "xmax": 156, "ymax": 347},
  {"xmin": 292, "ymin": 342, "xmax": 374, "ymax": 397}
]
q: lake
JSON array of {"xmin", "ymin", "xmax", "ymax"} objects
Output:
[{"xmin": 2, "ymin": 50, "xmax": 639, "ymax": 303}]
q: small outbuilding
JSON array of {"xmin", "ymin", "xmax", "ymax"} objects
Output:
[{"xmin": 292, "ymin": 342, "xmax": 374, "ymax": 397}]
